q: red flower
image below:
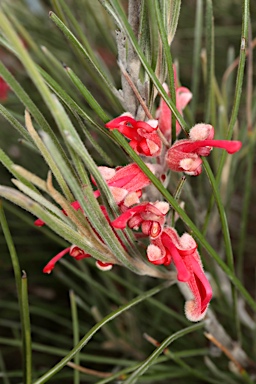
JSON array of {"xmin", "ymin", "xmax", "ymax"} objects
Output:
[
  {"xmin": 95, "ymin": 163, "xmax": 153, "ymax": 208},
  {"xmin": 35, "ymin": 203, "xmax": 115, "ymax": 273},
  {"xmin": 0, "ymin": 77, "xmax": 10, "ymax": 101},
  {"xmin": 112, "ymin": 201, "xmax": 169, "ymax": 239},
  {"xmin": 166, "ymin": 123, "xmax": 242, "ymax": 176},
  {"xmin": 42, "ymin": 245, "xmax": 112, "ymax": 274},
  {"xmin": 69, "ymin": 245, "xmax": 91, "ymax": 260},
  {"xmin": 42, "ymin": 246, "xmax": 90, "ymax": 274},
  {"xmin": 147, "ymin": 227, "xmax": 212, "ymax": 321},
  {"xmin": 106, "ymin": 114, "xmax": 162, "ymax": 157}
]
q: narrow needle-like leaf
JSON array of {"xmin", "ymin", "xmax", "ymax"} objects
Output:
[{"xmin": 21, "ymin": 271, "xmax": 32, "ymax": 384}]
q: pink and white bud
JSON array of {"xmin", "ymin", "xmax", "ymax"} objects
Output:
[
  {"xmin": 147, "ymin": 244, "xmax": 166, "ymax": 265},
  {"xmin": 189, "ymin": 123, "xmax": 214, "ymax": 141},
  {"xmin": 96, "ymin": 260, "xmax": 113, "ymax": 271}
]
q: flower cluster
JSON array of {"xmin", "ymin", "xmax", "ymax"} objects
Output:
[
  {"xmin": 102, "ymin": 71, "xmax": 241, "ymax": 321},
  {"xmin": 35, "ymin": 67, "xmax": 242, "ymax": 322}
]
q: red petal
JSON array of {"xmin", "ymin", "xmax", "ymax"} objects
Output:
[
  {"xmin": 105, "ymin": 116, "xmax": 136, "ymax": 129},
  {"xmin": 184, "ymin": 254, "xmax": 212, "ymax": 321},
  {"xmin": 34, "ymin": 218, "xmax": 45, "ymax": 227},
  {"xmin": 112, "ymin": 204, "xmax": 147, "ymax": 229},
  {"xmin": 161, "ymin": 232, "xmax": 190, "ymax": 281}
]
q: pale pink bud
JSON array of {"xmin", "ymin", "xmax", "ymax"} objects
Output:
[{"xmin": 147, "ymin": 244, "xmax": 166, "ymax": 265}]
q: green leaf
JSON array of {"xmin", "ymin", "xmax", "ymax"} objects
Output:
[
  {"xmin": 21, "ymin": 271, "xmax": 32, "ymax": 384},
  {"xmin": 69, "ymin": 290, "xmax": 80, "ymax": 384},
  {"xmin": 48, "ymin": 11, "xmax": 122, "ymax": 108},
  {"xmin": 0, "ymin": 149, "xmax": 37, "ymax": 192},
  {"xmin": 0, "ymin": 104, "xmax": 34, "ymax": 144},
  {"xmin": 24, "ymin": 111, "xmax": 74, "ymax": 201},
  {"xmin": 64, "ymin": 66, "xmax": 110, "ymax": 121},
  {"xmin": 190, "ymin": 0, "xmax": 203, "ymax": 117},
  {"xmin": 205, "ymin": 0, "xmax": 215, "ymax": 124},
  {"xmin": 167, "ymin": 0, "xmax": 182, "ymax": 45},
  {"xmin": 109, "ymin": 0, "xmax": 189, "ymax": 132},
  {"xmin": 124, "ymin": 322, "xmax": 204, "ymax": 383},
  {"xmin": 0, "ymin": 186, "xmax": 115, "ymax": 263},
  {"xmin": 33, "ymin": 280, "xmax": 173, "ymax": 384}
]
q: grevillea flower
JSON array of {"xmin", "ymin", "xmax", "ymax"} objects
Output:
[
  {"xmin": 112, "ymin": 201, "xmax": 169, "ymax": 239},
  {"xmin": 42, "ymin": 245, "xmax": 112, "ymax": 274},
  {"xmin": 147, "ymin": 227, "xmax": 212, "ymax": 321},
  {"xmin": 43, "ymin": 246, "xmax": 89, "ymax": 274},
  {"xmin": 166, "ymin": 123, "xmax": 242, "ymax": 176},
  {"xmin": 156, "ymin": 70, "xmax": 192, "ymax": 140},
  {"xmin": 105, "ymin": 114, "xmax": 162, "ymax": 157},
  {"xmin": 95, "ymin": 163, "xmax": 153, "ymax": 208},
  {"xmin": 35, "ymin": 203, "xmax": 115, "ymax": 273},
  {"xmin": 0, "ymin": 77, "xmax": 10, "ymax": 101}
]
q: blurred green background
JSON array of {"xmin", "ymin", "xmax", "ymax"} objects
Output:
[{"xmin": 0, "ymin": 0, "xmax": 256, "ymax": 382}]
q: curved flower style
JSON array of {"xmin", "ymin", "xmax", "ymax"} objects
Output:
[
  {"xmin": 95, "ymin": 163, "xmax": 153, "ymax": 208},
  {"xmin": 166, "ymin": 123, "xmax": 242, "ymax": 176},
  {"xmin": 112, "ymin": 201, "xmax": 169, "ymax": 239},
  {"xmin": 156, "ymin": 78, "xmax": 192, "ymax": 140},
  {"xmin": 106, "ymin": 115, "xmax": 162, "ymax": 157},
  {"xmin": 147, "ymin": 227, "xmax": 212, "ymax": 322}
]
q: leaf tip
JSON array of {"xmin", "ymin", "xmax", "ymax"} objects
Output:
[{"xmin": 22, "ymin": 270, "xmax": 27, "ymax": 279}]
